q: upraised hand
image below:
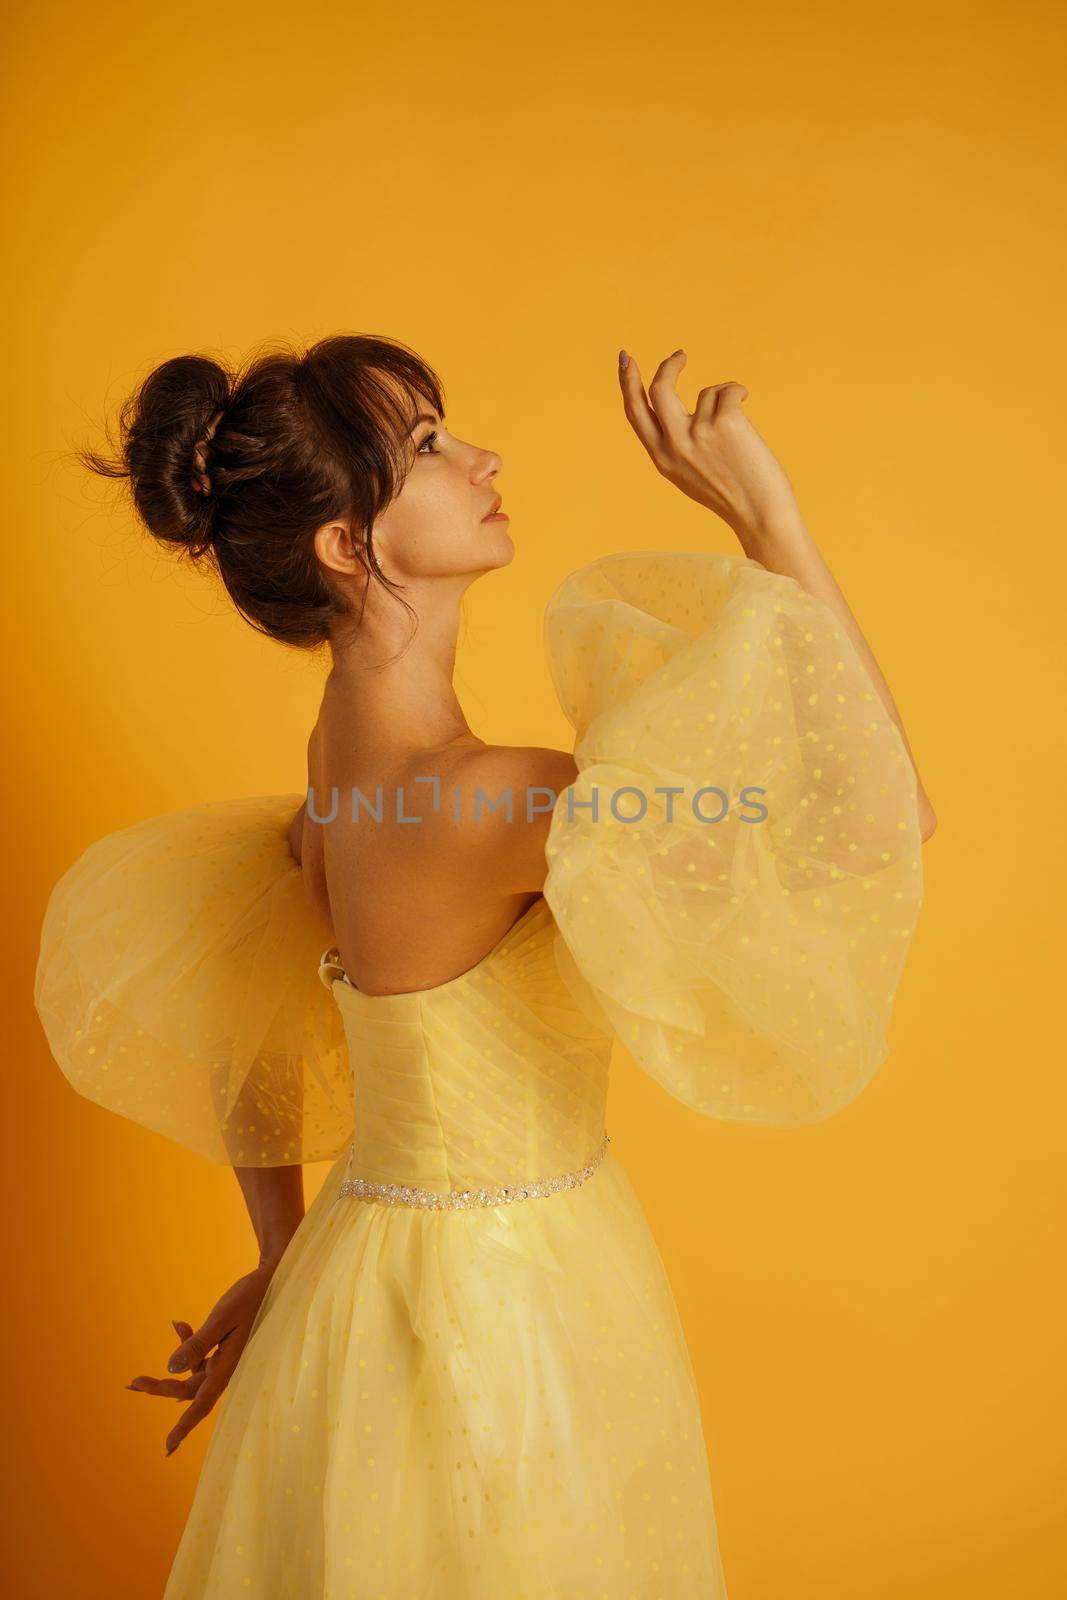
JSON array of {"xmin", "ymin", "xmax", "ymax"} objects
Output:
[{"xmin": 617, "ymin": 348, "xmax": 802, "ymax": 542}]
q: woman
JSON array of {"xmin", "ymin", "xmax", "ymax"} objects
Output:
[{"xmin": 36, "ymin": 331, "xmax": 935, "ymax": 1596}]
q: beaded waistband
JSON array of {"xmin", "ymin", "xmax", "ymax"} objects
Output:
[{"xmin": 336, "ymin": 1130, "xmax": 611, "ymax": 1210}]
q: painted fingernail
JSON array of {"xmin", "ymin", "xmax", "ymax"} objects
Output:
[
  {"xmin": 619, "ymin": 349, "xmax": 629, "ymax": 369},
  {"xmin": 673, "ymin": 348, "xmax": 685, "ymax": 357},
  {"xmin": 167, "ymin": 1355, "xmax": 185, "ymax": 1373}
]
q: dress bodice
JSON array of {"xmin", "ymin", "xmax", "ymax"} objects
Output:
[{"xmin": 317, "ymin": 896, "xmax": 613, "ymax": 1195}]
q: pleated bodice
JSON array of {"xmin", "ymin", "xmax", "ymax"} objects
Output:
[{"xmin": 317, "ymin": 895, "xmax": 614, "ymax": 1196}]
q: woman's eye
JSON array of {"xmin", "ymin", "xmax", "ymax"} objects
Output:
[{"xmin": 417, "ymin": 430, "xmax": 439, "ymax": 455}]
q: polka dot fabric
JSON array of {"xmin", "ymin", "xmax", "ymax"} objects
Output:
[
  {"xmin": 543, "ymin": 548, "xmax": 925, "ymax": 1125},
  {"xmin": 163, "ymin": 1134, "xmax": 728, "ymax": 1597},
  {"xmin": 35, "ymin": 795, "xmax": 350, "ymax": 1165}
]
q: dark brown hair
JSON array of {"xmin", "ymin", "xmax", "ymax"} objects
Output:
[{"xmin": 76, "ymin": 332, "xmax": 447, "ymax": 650}]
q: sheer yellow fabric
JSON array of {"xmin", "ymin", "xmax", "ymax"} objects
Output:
[
  {"xmin": 34, "ymin": 548, "xmax": 924, "ymax": 1167},
  {"xmin": 542, "ymin": 548, "xmax": 925, "ymax": 1125},
  {"xmin": 34, "ymin": 794, "xmax": 349, "ymax": 1165}
]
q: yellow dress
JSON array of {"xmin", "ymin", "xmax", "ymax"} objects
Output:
[{"xmin": 35, "ymin": 550, "xmax": 925, "ymax": 1598}]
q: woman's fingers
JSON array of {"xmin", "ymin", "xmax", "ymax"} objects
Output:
[
  {"xmin": 126, "ymin": 1367, "xmax": 208, "ymax": 1401},
  {"xmin": 618, "ymin": 351, "xmax": 664, "ymax": 455},
  {"xmin": 645, "ymin": 349, "xmax": 692, "ymax": 441},
  {"xmin": 693, "ymin": 381, "xmax": 749, "ymax": 426},
  {"xmin": 163, "ymin": 1376, "xmax": 221, "ymax": 1456},
  {"xmin": 164, "ymin": 1339, "xmax": 241, "ymax": 1456},
  {"xmin": 126, "ymin": 1317, "xmax": 207, "ymax": 1398},
  {"xmin": 170, "ymin": 1318, "xmax": 206, "ymax": 1373},
  {"xmin": 618, "ymin": 349, "xmax": 696, "ymax": 469},
  {"xmin": 697, "ymin": 377, "xmax": 748, "ymax": 422},
  {"xmin": 167, "ymin": 1306, "xmax": 230, "ymax": 1374},
  {"xmin": 711, "ymin": 381, "xmax": 749, "ymax": 416}
]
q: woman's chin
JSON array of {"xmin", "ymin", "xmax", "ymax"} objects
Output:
[{"xmin": 483, "ymin": 525, "xmax": 516, "ymax": 566}]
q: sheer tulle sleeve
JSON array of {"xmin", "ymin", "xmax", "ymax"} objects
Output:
[
  {"xmin": 34, "ymin": 794, "xmax": 351, "ymax": 1166},
  {"xmin": 541, "ymin": 548, "xmax": 925, "ymax": 1126}
]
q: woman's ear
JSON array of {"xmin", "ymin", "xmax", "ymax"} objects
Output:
[
  {"xmin": 315, "ymin": 518, "xmax": 382, "ymax": 582},
  {"xmin": 314, "ymin": 517, "xmax": 366, "ymax": 578}
]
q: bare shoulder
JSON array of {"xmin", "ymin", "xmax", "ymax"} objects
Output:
[
  {"xmin": 451, "ymin": 742, "xmax": 578, "ymax": 806},
  {"xmin": 445, "ymin": 743, "xmax": 579, "ymax": 897}
]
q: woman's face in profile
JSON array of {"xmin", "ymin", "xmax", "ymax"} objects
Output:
[
  {"xmin": 314, "ymin": 373, "xmax": 513, "ymax": 601},
  {"xmin": 384, "ymin": 404, "xmax": 511, "ymax": 576},
  {"xmin": 370, "ymin": 376, "xmax": 513, "ymax": 584}
]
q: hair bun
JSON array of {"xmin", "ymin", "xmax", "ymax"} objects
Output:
[
  {"xmin": 190, "ymin": 406, "xmax": 228, "ymax": 500},
  {"xmin": 78, "ymin": 354, "xmax": 233, "ymax": 556}
]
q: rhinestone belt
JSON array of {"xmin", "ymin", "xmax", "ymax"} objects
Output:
[{"xmin": 336, "ymin": 1130, "xmax": 611, "ymax": 1210}]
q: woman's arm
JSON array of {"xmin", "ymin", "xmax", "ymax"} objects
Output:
[
  {"xmin": 233, "ymin": 1163, "xmax": 306, "ymax": 1268},
  {"xmin": 618, "ymin": 349, "xmax": 937, "ymax": 841},
  {"xmin": 736, "ymin": 505, "xmax": 937, "ymax": 840},
  {"xmin": 232, "ymin": 804, "xmax": 314, "ymax": 1250}
]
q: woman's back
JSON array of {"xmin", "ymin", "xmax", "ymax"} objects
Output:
[{"xmin": 297, "ymin": 709, "xmax": 576, "ymax": 997}]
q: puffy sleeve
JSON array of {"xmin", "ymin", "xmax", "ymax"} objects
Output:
[
  {"xmin": 541, "ymin": 548, "xmax": 925, "ymax": 1127},
  {"xmin": 34, "ymin": 794, "xmax": 351, "ymax": 1166}
]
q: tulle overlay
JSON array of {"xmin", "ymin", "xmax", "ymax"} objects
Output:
[
  {"xmin": 164, "ymin": 1144, "xmax": 727, "ymax": 1598},
  {"xmin": 543, "ymin": 549, "xmax": 924, "ymax": 1124},
  {"xmin": 35, "ymin": 795, "xmax": 349, "ymax": 1165},
  {"xmin": 33, "ymin": 549, "xmax": 925, "ymax": 1597}
]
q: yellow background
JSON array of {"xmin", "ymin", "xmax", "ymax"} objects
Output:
[{"xmin": 7, "ymin": 1, "xmax": 1066, "ymax": 1594}]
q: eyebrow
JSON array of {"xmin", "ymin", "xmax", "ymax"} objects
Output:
[{"xmin": 408, "ymin": 412, "xmax": 442, "ymax": 432}]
